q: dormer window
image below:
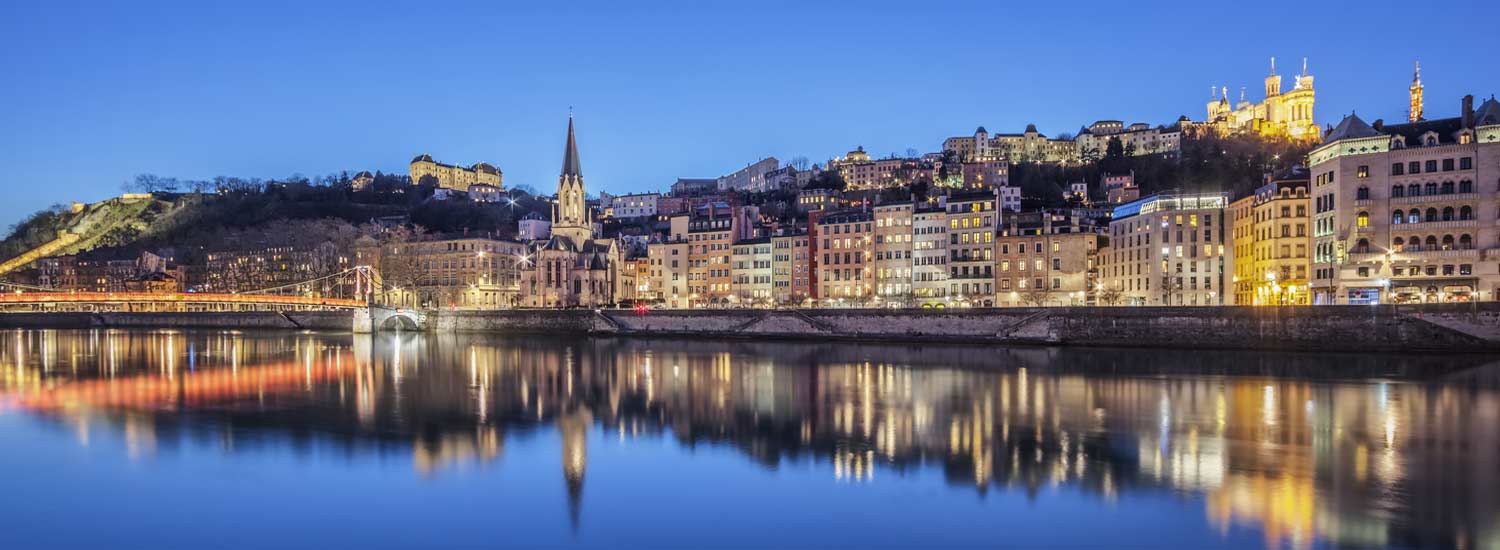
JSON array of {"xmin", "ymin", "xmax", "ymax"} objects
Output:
[
  {"xmin": 1422, "ymin": 131, "xmax": 1440, "ymax": 146},
  {"xmin": 1459, "ymin": 130, "xmax": 1474, "ymax": 145},
  {"xmin": 1391, "ymin": 136, "xmax": 1406, "ymax": 149}
]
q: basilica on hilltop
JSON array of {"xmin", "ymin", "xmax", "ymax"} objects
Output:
[{"xmin": 1201, "ymin": 57, "xmax": 1318, "ymax": 140}]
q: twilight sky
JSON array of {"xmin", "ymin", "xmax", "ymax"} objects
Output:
[{"xmin": 1, "ymin": 0, "xmax": 1495, "ymax": 229}]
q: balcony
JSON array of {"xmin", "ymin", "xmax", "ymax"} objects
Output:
[
  {"xmin": 1390, "ymin": 219, "xmax": 1478, "ymax": 231},
  {"xmin": 1389, "ymin": 248, "xmax": 1479, "ymax": 260},
  {"xmin": 1391, "ymin": 192, "xmax": 1478, "ymax": 206}
]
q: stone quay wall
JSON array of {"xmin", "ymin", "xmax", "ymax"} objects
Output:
[
  {"xmin": 6, "ymin": 305, "xmax": 1500, "ymax": 353},
  {"xmin": 0, "ymin": 311, "xmax": 353, "ymax": 331},
  {"xmin": 430, "ymin": 304, "xmax": 1500, "ymax": 353}
]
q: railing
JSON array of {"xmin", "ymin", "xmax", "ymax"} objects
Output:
[
  {"xmin": 0, "ymin": 291, "xmax": 364, "ymax": 308},
  {"xmin": 1390, "ymin": 219, "xmax": 1479, "ymax": 230},
  {"xmin": 1391, "ymin": 192, "xmax": 1478, "ymax": 206}
]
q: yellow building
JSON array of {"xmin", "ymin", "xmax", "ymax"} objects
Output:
[
  {"xmin": 1249, "ymin": 180, "xmax": 1312, "ymax": 305},
  {"xmin": 409, "ymin": 154, "xmax": 504, "ymax": 192},
  {"xmin": 1229, "ymin": 195, "xmax": 1257, "ymax": 305},
  {"xmin": 1201, "ymin": 58, "xmax": 1317, "ymax": 141}
]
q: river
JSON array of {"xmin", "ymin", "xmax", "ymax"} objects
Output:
[{"xmin": 0, "ymin": 328, "xmax": 1497, "ymax": 549}]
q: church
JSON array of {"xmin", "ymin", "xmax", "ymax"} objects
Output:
[
  {"xmin": 1201, "ymin": 57, "xmax": 1318, "ymax": 141},
  {"xmin": 518, "ymin": 114, "xmax": 625, "ymax": 308}
]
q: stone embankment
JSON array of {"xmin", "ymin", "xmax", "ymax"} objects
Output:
[
  {"xmin": 0, "ymin": 311, "xmax": 352, "ymax": 331},
  {"xmin": 434, "ymin": 304, "xmax": 1500, "ymax": 353},
  {"xmin": 6, "ymin": 305, "xmax": 1500, "ymax": 353}
]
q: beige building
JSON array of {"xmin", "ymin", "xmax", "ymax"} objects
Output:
[
  {"xmin": 828, "ymin": 147, "xmax": 928, "ymax": 190},
  {"xmin": 1308, "ymin": 94, "xmax": 1500, "ymax": 304},
  {"xmin": 945, "ymin": 191, "xmax": 998, "ymax": 306},
  {"xmin": 815, "ymin": 210, "xmax": 873, "ymax": 303},
  {"xmin": 771, "ymin": 232, "xmax": 810, "ymax": 306},
  {"xmin": 1200, "ymin": 57, "xmax": 1317, "ymax": 141},
  {"xmin": 649, "ymin": 218, "xmax": 691, "ymax": 309},
  {"xmin": 1074, "ymin": 120, "xmax": 1183, "ymax": 161},
  {"xmin": 943, "ymin": 125, "xmax": 1076, "ymax": 164},
  {"xmin": 409, "ymin": 154, "xmax": 504, "ymax": 192},
  {"xmin": 1099, "ymin": 193, "xmax": 1230, "ymax": 306},
  {"xmin": 994, "ymin": 212, "xmax": 1105, "ymax": 307},
  {"xmin": 363, "ymin": 237, "xmax": 525, "ymax": 309},
  {"xmin": 873, "ymin": 203, "xmax": 914, "ymax": 302}
]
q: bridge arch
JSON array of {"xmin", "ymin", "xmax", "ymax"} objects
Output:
[{"xmin": 379, "ymin": 313, "xmax": 419, "ymax": 331}]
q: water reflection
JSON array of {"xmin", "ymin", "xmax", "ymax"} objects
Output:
[{"xmin": 2, "ymin": 329, "xmax": 1499, "ymax": 549}]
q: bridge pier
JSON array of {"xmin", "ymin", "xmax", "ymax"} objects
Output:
[{"xmin": 353, "ymin": 308, "xmax": 373, "ymax": 333}]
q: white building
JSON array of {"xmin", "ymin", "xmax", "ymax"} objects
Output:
[
  {"xmin": 1099, "ymin": 193, "xmax": 1230, "ymax": 306},
  {"xmin": 717, "ymin": 158, "xmax": 780, "ymax": 192},
  {"xmin": 912, "ymin": 203, "xmax": 950, "ymax": 307},
  {"xmin": 601, "ymin": 192, "xmax": 660, "ymax": 219}
]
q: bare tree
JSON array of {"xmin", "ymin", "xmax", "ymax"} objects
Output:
[
  {"xmin": 1098, "ymin": 286, "xmax": 1123, "ymax": 306},
  {"xmin": 1021, "ymin": 287, "xmax": 1052, "ymax": 307}
]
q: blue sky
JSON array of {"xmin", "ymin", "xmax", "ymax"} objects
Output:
[{"xmin": 2, "ymin": 0, "xmax": 1494, "ymax": 229}]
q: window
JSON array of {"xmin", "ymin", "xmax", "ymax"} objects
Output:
[
  {"xmin": 1358, "ymin": 165, "xmax": 1369, "ymax": 178},
  {"xmin": 1357, "ymin": 212, "xmax": 1369, "ymax": 227},
  {"xmin": 1356, "ymin": 187, "xmax": 1370, "ymax": 200},
  {"xmin": 1443, "ymin": 159, "xmax": 1455, "ymax": 172},
  {"xmin": 1392, "ymin": 163, "xmax": 1404, "ymax": 176},
  {"xmin": 1461, "ymin": 157, "xmax": 1473, "ymax": 170},
  {"xmin": 1409, "ymin": 161, "xmax": 1421, "ymax": 174},
  {"xmin": 1426, "ymin": 160, "xmax": 1438, "ymax": 173},
  {"xmin": 1392, "ymin": 185, "xmax": 1405, "ymax": 198}
]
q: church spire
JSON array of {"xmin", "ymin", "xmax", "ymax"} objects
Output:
[
  {"xmin": 561, "ymin": 110, "xmax": 582, "ymax": 177},
  {"xmin": 1409, "ymin": 60, "xmax": 1425, "ymax": 123}
]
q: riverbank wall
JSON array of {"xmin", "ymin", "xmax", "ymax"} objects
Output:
[
  {"xmin": 433, "ymin": 304, "xmax": 1500, "ymax": 353},
  {"xmin": 0, "ymin": 311, "xmax": 353, "ymax": 331},
  {"xmin": 5, "ymin": 305, "xmax": 1500, "ymax": 353}
]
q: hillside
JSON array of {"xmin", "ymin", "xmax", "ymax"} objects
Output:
[{"xmin": 0, "ymin": 182, "xmax": 552, "ymax": 270}]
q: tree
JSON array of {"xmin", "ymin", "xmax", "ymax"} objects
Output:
[
  {"xmin": 122, "ymin": 174, "xmax": 180, "ymax": 193},
  {"xmin": 1021, "ymin": 287, "xmax": 1052, "ymax": 307},
  {"xmin": 1098, "ymin": 286, "xmax": 1124, "ymax": 306}
]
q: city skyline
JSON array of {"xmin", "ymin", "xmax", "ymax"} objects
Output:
[{"xmin": 2, "ymin": 1, "xmax": 1495, "ymax": 228}]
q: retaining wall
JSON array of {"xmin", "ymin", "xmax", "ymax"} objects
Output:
[
  {"xmin": 0, "ymin": 311, "xmax": 353, "ymax": 331},
  {"xmin": 428, "ymin": 304, "xmax": 1500, "ymax": 353}
]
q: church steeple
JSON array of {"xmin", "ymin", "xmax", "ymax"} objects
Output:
[
  {"xmin": 552, "ymin": 111, "xmax": 592, "ymax": 246},
  {"xmin": 562, "ymin": 110, "xmax": 582, "ymax": 177},
  {"xmin": 1409, "ymin": 60, "xmax": 1425, "ymax": 123}
]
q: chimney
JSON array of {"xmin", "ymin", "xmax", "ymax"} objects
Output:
[
  {"xmin": 1462, "ymin": 95, "xmax": 1475, "ymax": 129},
  {"xmin": 1372, "ymin": 119, "xmax": 1384, "ymax": 132}
]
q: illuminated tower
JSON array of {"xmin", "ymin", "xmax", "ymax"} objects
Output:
[
  {"xmin": 1264, "ymin": 57, "xmax": 1282, "ymax": 97},
  {"xmin": 1409, "ymin": 61, "xmax": 1425, "ymax": 123},
  {"xmin": 552, "ymin": 112, "xmax": 593, "ymax": 247}
]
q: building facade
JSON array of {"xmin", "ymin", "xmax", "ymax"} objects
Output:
[
  {"xmin": 1100, "ymin": 193, "xmax": 1230, "ymax": 306},
  {"xmin": 1308, "ymin": 95, "xmax": 1500, "ymax": 304},
  {"xmin": 943, "ymin": 125, "xmax": 1077, "ymax": 164},
  {"xmin": 409, "ymin": 155, "xmax": 504, "ymax": 192},
  {"xmin": 994, "ymin": 211, "xmax": 1105, "ymax": 307},
  {"xmin": 771, "ymin": 232, "xmax": 810, "ymax": 306},
  {"xmin": 730, "ymin": 237, "xmax": 774, "ymax": 306},
  {"xmin": 815, "ymin": 210, "xmax": 873, "ymax": 304},
  {"xmin": 912, "ymin": 204, "xmax": 950, "ymax": 307},
  {"xmin": 945, "ymin": 191, "xmax": 998, "ymax": 306},
  {"xmin": 873, "ymin": 203, "xmax": 914, "ymax": 302}
]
